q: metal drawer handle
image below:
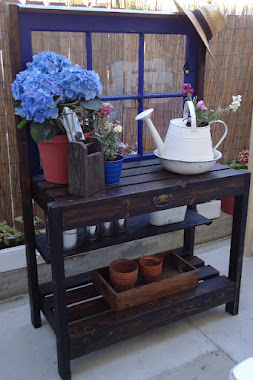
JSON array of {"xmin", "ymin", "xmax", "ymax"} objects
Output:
[{"xmin": 153, "ymin": 194, "xmax": 173, "ymax": 208}]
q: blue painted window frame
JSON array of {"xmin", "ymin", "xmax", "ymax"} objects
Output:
[{"xmin": 16, "ymin": 6, "xmax": 199, "ymax": 171}]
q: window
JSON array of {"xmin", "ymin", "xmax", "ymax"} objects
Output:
[{"xmin": 16, "ymin": 6, "xmax": 200, "ymax": 170}]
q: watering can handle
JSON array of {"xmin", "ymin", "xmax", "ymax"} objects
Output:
[
  {"xmin": 209, "ymin": 120, "xmax": 228, "ymax": 151},
  {"xmin": 183, "ymin": 101, "xmax": 197, "ymax": 132}
]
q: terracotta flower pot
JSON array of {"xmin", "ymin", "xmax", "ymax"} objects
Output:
[
  {"xmin": 109, "ymin": 259, "xmax": 139, "ymax": 292},
  {"xmin": 38, "ymin": 135, "xmax": 69, "ymax": 184},
  {"xmin": 139, "ymin": 255, "xmax": 163, "ymax": 283},
  {"xmin": 83, "ymin": 131, "xmax": 93, "ymax": 139},
  {"xmin": 221, "ymin": 196, "xmax": 235, "ymax": 215}
]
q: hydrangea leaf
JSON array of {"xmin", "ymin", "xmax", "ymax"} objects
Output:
[
  {"xmin": 80, "ymin": 97, "xmax": 102, "ymax": 111},
  {"xmin": 30, "ymin": 121, "xmax": 56, "ymax": 144},
  {"xmin": 45, "ymin": 127, "xmax": 56, "ymax": 141}
]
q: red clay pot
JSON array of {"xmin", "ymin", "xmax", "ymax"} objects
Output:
[
  {"xmin": 221, "ymin": 196, "xmax": 235, "ymax": 215},
  {"xmin": 38, "ymin": 135, "xmax": 69, "ymax": 184},
  {"xmin": 83, "ymin": 131, "xmax": 93, "ymax": 138},
  {"xmin": 139, "ymin": 255, "xmax": 163, "ymax": 283},
  {"xmin": 109, "ymin": 259, "xmax": 139, "ymax": 292}
]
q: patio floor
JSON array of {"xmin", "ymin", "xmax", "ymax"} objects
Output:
[{"xmin": 0, "ymin": 237, "xmax": 253, "ymax": 380}]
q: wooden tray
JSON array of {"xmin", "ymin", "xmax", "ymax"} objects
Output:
[{"xmin": 93, "ymin": 251, "xmax": 199, "ymax": 311}]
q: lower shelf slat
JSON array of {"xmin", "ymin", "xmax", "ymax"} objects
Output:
[
  {"xmin": 67, "ymin": 298, "xmax": 111, "ymax": 323},
  {"xmin": 69, "ymin": 275, "xmax": 235, "ymax": 359},
  {"xmin": 39, "ymin": 272, "xmax": 93, "ymax": 297},
  {"xmin": 39, "ymin": 253, "xmax": 234, "ymax": 361},
  {"xmin": 45, "ymin": 284, "xmax": 100, "ymax": 310}
]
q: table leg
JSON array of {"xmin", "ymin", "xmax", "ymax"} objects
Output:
[
  {"xmin": 20, "ymin": 141, "xmax": 41, "ymax": 328},
  {"xmin": 23, "ymin": 198, "xmax": 41, "ymax": 328},
  {"xmin": 26, "ymin": 240, "xmax": 41, "ymax": 328},
  {"xmin": 226, "ymin": 180, "xmax": 250, "ymax": 315},
  {"xmin": 184, "ymin": 205, "xmax": 196, "ymax": 256},
  {"xmin": 48, "ymin": 204, "xmax": 71, "ymax": 380}
]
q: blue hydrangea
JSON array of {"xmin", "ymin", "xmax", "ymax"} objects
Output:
[
  {"xmin": 12, "ymin": 69, "xmax": 61, "ymax": 123},
  {"xmin": 12, "ymin": 52, "xmax": 102, "ymax": 124},
  {"xmin": 60, "ymin": 65, "xmax": 102, "ymax": 102},
  {"xmin": 26, "ymin": 51, "xmax": 72, "ymax": 75}
]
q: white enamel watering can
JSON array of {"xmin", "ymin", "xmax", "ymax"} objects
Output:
[{"xmin": 135, "ymin": 101, "xmax": 228, "ymax": 163}]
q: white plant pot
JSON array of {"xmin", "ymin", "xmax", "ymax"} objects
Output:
[
  {"xmin": 149, "ymin": 205, "xmax": 187, "ymax": 226},
  {"xmin": 63, "ymin": 228, "xmax": 84, "ymax": 251},
  {"xmin": 45, "ymin": 214, "xmax": 84, "ymax": 250},
  {"xmin": 197, "ymin": 200, "xmax": 221, "ymax": 219}
]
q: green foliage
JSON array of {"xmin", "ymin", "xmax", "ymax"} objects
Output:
[
  {"xmin": 100, "ymin": 128, "xmax": 122, "ymax": 161},
  {"xmin": 0, "ymin": 220, "xmax": 24, "ymax": 246},
  {"xmin": 191, "ymin": 96, "xmax": 222, "ymax": 126},
  {"xmin": 30, "ymin": 120, "xmax": 56, "ymax": 144},
  {"xmin": 94, "ymin": 102, "xmax": 123, "ymax": 161},
  {"xmin": 80, "ymin": 97, "xmax": 102, "ymax": 111},
  {"xmin": 17, "ymin": 118, "xmax": 28, "ymax": 129},
  {"xmin": 0, "ymin": 216, "xmax": 45, "ymax": 248},
  {"xmin": 226, "ymin": 160, "xmax": 247, "ymax": 170}
]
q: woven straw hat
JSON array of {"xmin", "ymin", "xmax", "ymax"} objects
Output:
[{"xmin": 173, "ymin": 1, "xmax": 226, "ymax": 59}]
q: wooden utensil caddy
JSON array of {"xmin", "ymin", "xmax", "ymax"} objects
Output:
[{"xmin": 68, "ymin": 136, "xmax": 105, "ymax": 197}]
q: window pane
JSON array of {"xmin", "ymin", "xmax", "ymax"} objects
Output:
[
  {"xmin": 92, "ymin": 33, "xmax": 139, "ymax": 96},
  {"xmin": 32, "ymin": 32, "xmax": 86, "ymax": 67},
  {"xmin": 143, "ymin": 97, "xmax": 184, "ymax": 153},
  {"xmin": 144, "ymin": 34, "xmax": 185, "ymax": 94}
]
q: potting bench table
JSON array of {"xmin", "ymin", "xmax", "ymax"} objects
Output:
[
  {"xmin": 7, "ymin": 5, "xmax": 250, "ymax": 379},
  {"xmin": 29, "ymin": 159, "xmax": 249, "ymax": 380}
]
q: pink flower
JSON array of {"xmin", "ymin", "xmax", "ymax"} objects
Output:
[
  {"xmin": 182, "ymin": 83, "xmax": 194, "ymax": 97},
  {"xmin": 96, "ymin": 102, "xmax": 114, "ymax": 118},
  {"xmin": 197, "ymin": 100, "xmax": 208, "ymax": 111},
  {"xmin": 238, "ymin": 150, "xmax": 249, "ymax": 168}
]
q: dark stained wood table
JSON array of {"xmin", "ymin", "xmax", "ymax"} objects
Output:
[{"xmin": 28, "ymin": 159, "xmax": 250, "ymax": 380}]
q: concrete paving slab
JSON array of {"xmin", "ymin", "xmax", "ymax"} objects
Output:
[
  {"xmin": 0, "ymin": 238, "xmax": 252, "ymax": 380},
  {"xmin": 190, "ymin": 238, "xmax": 253, "ymax": 364},
  {"xmin": 149, "ymin": 350, "xmax": 235, "ymax": 380},
  {"xmin": 0, "ymin": 295, "xmax": 215, "ymax": 380},
  {"xmin": 71, "ymin": 322, "xmax": 215, "ymax": 380}
]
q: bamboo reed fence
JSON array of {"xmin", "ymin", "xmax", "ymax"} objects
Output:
[{"xmin": 0, "ymin": 0, "xmax": 253, "ymax": 227}]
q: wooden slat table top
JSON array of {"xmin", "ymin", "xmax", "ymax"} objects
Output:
[{"xmin": 32, "ymin": 159, "xmax": 250, "ymax": 229}]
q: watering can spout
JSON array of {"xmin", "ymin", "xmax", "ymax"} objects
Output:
[{"xmin": 135, "ymin": 109, "xmax": 164, "ymax": 156}]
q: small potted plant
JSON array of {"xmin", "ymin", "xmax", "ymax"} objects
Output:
[
  {"xmin": 0, "ymin": 219, "xmax": 24, "ymax": 248},
  {"xmin": 182, "ymin": 83, "xmax": 242, "ymax": 218},
  {"xmin": 94, "ymin": 102, "xmax": 124, "ymax": 185},
  {"xmin": 221, "ymin": 150, "xmax": 249, "ymax": 215},
  {"xmin": 12, "ymin": 51, "xmax": 102, "ymax": 184},
  {"xmin": 182, "ymin": 83, "xmax": 242, "ymax": 127}
]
